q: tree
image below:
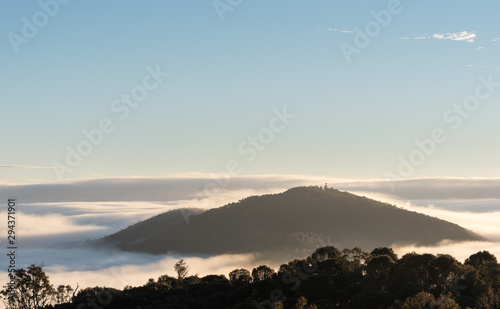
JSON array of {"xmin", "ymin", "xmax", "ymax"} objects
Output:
[
  {"xmin": 1, "ymin": 264, "xmax": 56, "ymax": 309},
  {"xmin": 366, "ymin": 254, "xmax": 395, "ymax": 281},
  {"xmin": 400, "ymin": 291, "xmax": 435, "ymax": 309},
  {"xmin": 273, "ymin": 302, "xmax": 284, "ymax": 309},
  {"xmin": 174, "ymin": 259, "xmax": 189, "ymax": 280},
  {"xmin": 145, "ymin": 278, "xmax": 157, "ymax": 290},
  {"xmin": 294, "ymin": 296, "xmax": 317, "ymax": 309},
  {"xmin": 55, "ymin": 285, "xmax": 74, "ymax": 305},
  {"xmin": 397, "ymin": 253, "xmax": 436, "ymax": 291},
  {"xmin": 342, "ymin": 247, "xmax": 370, "ymax": 271},
  {"xmin": 476, "ymin": 286, "xmax": 500, "ymax": 309},
  {"xmin": 371, "ymin": 247, "xmax": 398, "ymax": 262},
  {"xmin": 157, "ymin": 274, "xmax": 179, "ymax": 289},
  {"xmin": 399, "ymin": 292, "xmax": 460, "ymax": 309},
  {"xmin": 428, "ymin": 254, "xmax": 463, "ymax": 296},
  {"xmin": 432, "ymin": 294, "xmax": 461, "ymax": 309},
  {"xmin": 311, "ymin": 246, "xmax": 342, "ymax": 262},
  {"xmin": 251, "ymin": 265, "xmax": 275, "ymax": 281},
  {"xmin": 465, "ymin": 251, "xmax": 498, "ymax": 269},
  {"xmin": 228, "ymin": 269, "xmax": 252, "ymax": 285}
]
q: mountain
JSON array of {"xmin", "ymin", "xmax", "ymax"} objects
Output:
[{"xmin": 101, "ymin": 186, "xmax": 485, "ymax": 258}]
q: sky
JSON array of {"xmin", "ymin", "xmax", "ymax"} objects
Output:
[
  {"xmin": 1, "ymin": 1, "xmax": 500, "ymax": 307},
  {"xmin": 1, "ymin": 0, "xmax": 500, "ymax": 184}
]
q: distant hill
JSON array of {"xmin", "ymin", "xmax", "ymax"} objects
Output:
[{"xmin": 101, "ymin": 187, "xmax": 485, "ymax": 258}]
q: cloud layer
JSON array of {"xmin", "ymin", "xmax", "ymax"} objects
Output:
[
  {"xmin": 2, "ymin": 175, "xmax": 500, "ymax": 203},
  {"xmin": 433, "ymin": 31, "xmax": 476, "ymax": 42},
  {"xmin": 1, "ymin": 174, "xmax": 499, "ymax": 304},
  {"xmin": 336, "ymin": 177, "xmax": 500, "ymax": 200},
  {"xmin": 399, "ymin": 31, "xmax": 476, "ymax": 42},
  {"xmin": 0, "ymin": 175, "xmax": 311, "ymax": 203},
  {"xmin": 0, "ymin": 165, "xmax": 54, "ymax": 169}
]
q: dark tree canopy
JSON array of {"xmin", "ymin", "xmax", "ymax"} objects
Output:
[
  {"xmin": 229, "ymin": 269, "xmax": 252, "ymax": 286},
  {"xmin": 16, "ymin": 247, "xmax": 499, "ymax": 309},
  {"xmin": 251, "ymin": 265, "xmax": 275, "ymax": 282},
  {"xmin": 465, "ymin": 251, "xmax": 498, "ymax": 269}
]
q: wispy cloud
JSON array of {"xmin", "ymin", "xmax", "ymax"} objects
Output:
[
  {"xmin": 0, "ymin": 164, "xmax": 54, "ymax": 169},
  {"xmin": 398, "ymin": 35, "xmax": 426, "ymax": 40},
  {"xmin": 327, "ymin": 27, "xmax": 354, "ymax": 33},
  {"xmin": 432, "ymin": 31, "xmax": 476, "ymax": 42},
  {"xmin": 492, "ymin": 38, "xmax": 500, "ymax": 42},
  {"xmin": 400, "ymin": 31, "xmax": 476, "ymax": 43}
]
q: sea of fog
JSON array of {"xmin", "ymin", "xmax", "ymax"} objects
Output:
[{"xmin": 0, "ymin": 176, "xmax": 499, "ymax": 306}]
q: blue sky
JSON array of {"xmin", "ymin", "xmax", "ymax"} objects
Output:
[{"xmin": 1, "ymin": 0, "xmax": 500, "ymax": 184}]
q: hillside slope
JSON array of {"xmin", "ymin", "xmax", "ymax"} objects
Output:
[{"xmin": 102, "ymin": 187, "xmax": 485, "ymax": 256}]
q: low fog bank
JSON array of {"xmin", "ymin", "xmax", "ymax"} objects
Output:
[
  {"xmin": 0, "ymin": 175, "xmax": 310, "ymax": 203},
  {"xmin": 0, "ymin": 246, "xmax": 263, "ymax": 295},
  {"xmin": 1, "ymin": 175, "xmax": 499, "ymax": 303},
  {"xmin": 336, "ymin": 177, "xmax": 500, "ymax": 200},
  {"xmin": 2, "ymin": 174, "xmax": 499, "ymax": 210},
  {"xmin": 393, "ymin": 240, "xmax": 500, "ymax": 264}
]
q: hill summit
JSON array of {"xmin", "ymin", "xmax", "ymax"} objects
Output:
[{"xmin": 103, "ymin": 186, "xmax": 484, "ymax": 257}]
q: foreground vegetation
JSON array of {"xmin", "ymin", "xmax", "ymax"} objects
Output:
[{"xmin": 2, "ymin": 246, "xmax": 500, "ymax": 309}]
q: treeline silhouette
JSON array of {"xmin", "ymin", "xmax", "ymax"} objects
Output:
[
  {"xmin": 5, "ymin": 246, "xmax": 499, "ymax": 309},
  {"xmin": 102, "ymin": 187, "xmax": 484, "ymax": 258}
]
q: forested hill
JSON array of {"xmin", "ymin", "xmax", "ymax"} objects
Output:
[{"xmin": 102, "ymin": 186, "xmax": 485, "ymax": 257}]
